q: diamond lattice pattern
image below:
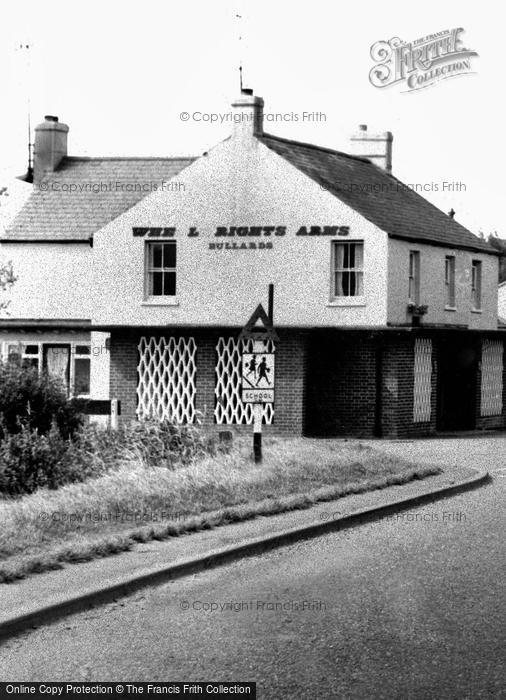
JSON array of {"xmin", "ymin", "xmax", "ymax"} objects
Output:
[
  {"xmin": 137, "ymin": 337, "xmax": 197, "ymax": 423},
  {"xmin": 480, "ymin": 339, "xmax": 503, "ymax": 417},
  {"xmin": 215, "ymin": 337, "xmax": 275, "ymax": 425},
  {"xmin": 413, "ymin": 338, "xmax": 432, "ymax": 423}
]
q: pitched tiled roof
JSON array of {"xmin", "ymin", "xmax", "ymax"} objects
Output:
[
  {"xmin": 3, "ymin": 157, "xmax": 196, "ymax": 241},
  {"xmin": 258, "ymin": 133, "xmax": 495, "ymax": 254}
]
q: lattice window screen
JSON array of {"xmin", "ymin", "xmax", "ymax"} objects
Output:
[
  {"xmin": 413, "ymin": 338, "xmax": 432, "ymax": 423},
  {"xmin": 215, "ymin": 337, "xmax": 274, "ymax": 425},
  {"xmin": 480, "ymin": 339, "xmax": 503, "ymax": 416},
  {"xmin": 137, "ymin": 337, "xmax": 197, "ymax": 423}
]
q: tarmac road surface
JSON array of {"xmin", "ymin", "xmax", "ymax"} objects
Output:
[{"xmin": 0, "ymin": 458, "xmax": 504, "ymax": 699}]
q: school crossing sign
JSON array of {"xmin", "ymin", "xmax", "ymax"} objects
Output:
[
  {"xmin": 239, "ymin": 303, "xmax": 278, "ymax": 404},
  {"xmin": 241, "ymin": 351, "xmax": 275, "ymax": 403}
]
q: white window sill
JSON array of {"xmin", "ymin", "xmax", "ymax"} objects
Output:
[
  {"xmin": 444, "ymin": 306, "xmax": 457, "ymax": 312},
  {"xmin": 327, "ymin": 298, "xmax": 366, "ymax": 307},
  {"xmin": 142, "ymin": 298, "xmax": 180, "ymax": 307},
  {"xmin": 471, "ymin": 308, "xmax": 483, "ymax": 314}
]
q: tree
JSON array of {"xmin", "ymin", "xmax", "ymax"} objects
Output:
[
  {"xmin": 0, "ymin": 185, "xmax": 18, "ymax": 310},
  {"xmin": 0, "ymin": 260, "xmax": 17, "ymax": 312},
  {"xmin": 486, "ymin": 233, "xmax": 506, "ymax": 283}
]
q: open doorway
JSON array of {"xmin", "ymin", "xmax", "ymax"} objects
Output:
[{"xmin": 437, "ymin": 339, "xmax": 478, "ymax": 431}]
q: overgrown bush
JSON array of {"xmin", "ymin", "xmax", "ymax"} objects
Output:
[
  {"xmin": 0, "ymin": 424, "xmax": 74, "ymax": 495},
  {"xmin": 0, "ymin": 362, "xmax": 82, "ymax": 440},
  {"xmin": 0, "ymin": 418, "xmax": 227, "ymax": 496},
  {"xmin": 118, "ymin": 420, "xmax": 221, "ymax": 468}
]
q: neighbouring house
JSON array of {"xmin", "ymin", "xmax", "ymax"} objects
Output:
[
  {"xmin": 2, "ymin": 92, "xmax": 505, "ymax": 436},
  {"xmin": 499, "ymin": 281, "xmax": 506, "ymax": 325}
]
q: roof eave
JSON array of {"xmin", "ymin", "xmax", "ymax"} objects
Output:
[{"xmin": 388, "ymin": 233, "xmax": 499, "ymax": 256}]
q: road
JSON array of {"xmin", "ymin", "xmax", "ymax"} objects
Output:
[{"xmin": 0, "ymin": 454, "xmax": 505, "ymax": 698}]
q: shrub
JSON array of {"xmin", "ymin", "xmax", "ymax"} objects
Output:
[
  {"xmin": 120, "ymin": 420, "xmax": 222, "ymax": 468},
  {"xmin": 0, "ymin": 423, "xmax": 71, "ymax": 495},
  {"xmin": 0, "ymin": 418, "xmax": 228, "ymax": 496},
  {"xmin": 0, "ymin": 362, "xmax": 83, "ymax": 440}
]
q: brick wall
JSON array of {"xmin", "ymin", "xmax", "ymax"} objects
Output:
[
  {"xmin": 109, "ymin": 330, "xmax": 138, "ymax": 422},
  {"xmin": 305, "ymin": 331, "xmax": 377, "ymax": 437},
  {"xmin": 109, "ymin": 327, "xmax": 505, "ymax": 438},
  {"xmin": 108, "ymin": 327, "xmax": 308, "ymax": 435},
  {"xmin": 382, "ymin": 335, "xmax": 437, "ymax": 438}
]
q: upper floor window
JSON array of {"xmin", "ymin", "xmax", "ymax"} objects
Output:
[
  {"xmin": 146, "ymin": 241, "xmax": 176, "ymax": 297},
  {"xmin": 445, "ymin": 255, "xmax": 456, "ymax": 308},
  {"xmin": 408, "ymin": 251, "xmax": 420, "ymax": 304},
  {"xmin": 332, "ymin": 241, "xmax": 364, "ymax": 298},
  {"xmin": 471, "ymin": 260, "xmax": 482, "ymax": 310}
]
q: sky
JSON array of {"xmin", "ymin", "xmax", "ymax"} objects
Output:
[{"xmin": 0, "ymin": 0, "xmax": 503, "ymax": 236}]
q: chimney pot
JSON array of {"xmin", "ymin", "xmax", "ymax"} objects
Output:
[{"xmin": 44, "ymin": 115, "xmax": 59, "ymax": 122}]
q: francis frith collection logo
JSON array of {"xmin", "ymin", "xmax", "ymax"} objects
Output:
[{"xmin": 369, "ymin": 28, "xmax": 478, "ymax": 92}]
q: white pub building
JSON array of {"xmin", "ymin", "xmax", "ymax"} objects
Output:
[{"xmin": 1, "ymin": 92, "xmax": 505, "ymax": 437}]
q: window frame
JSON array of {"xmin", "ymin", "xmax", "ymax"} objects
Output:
[
  {"xmin": 444, "ymin": 255, "xmax": 456, "ymax": 309},
  {"xmin": 330, "ymin": 240, "xmax": 365, "ymax": 302},
  {"xmin": 145, "ymin": 240, "xmax": 177, "ymax": 299},
  {"xmin": 471, "ymin": 259, "xmax": 482, "ymax": 311},
  {"xmin": 2, "ymin": 341, "xmax": 91, "ymax": 398},
  {"xmin": 408, "ymin": 250, "xmax": 421, "ymax": 305}
]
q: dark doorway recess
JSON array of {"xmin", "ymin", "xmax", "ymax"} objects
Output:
[{"xmin": 437, "ymin": 338, "xmax": 478, "ymax": 431}]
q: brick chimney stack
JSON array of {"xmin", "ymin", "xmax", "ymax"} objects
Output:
[
  {"xmin": 33, "ymin": 115, "xmax": 69, "ymax": 182},
  {"xmin": 231, "ymin": 90, "xmax": 264, "ymax": 142},
  {"xmin": 350, "ymin": 124, "xmax": 393, "ymax": 173}
]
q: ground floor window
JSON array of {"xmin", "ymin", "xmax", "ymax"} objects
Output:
[
  {"xmin": 480, "ymin": 339, "xmax": 503, "ymax": 416},
  {"xmin": 137, "ymin": 336, "xmax": 197, "ymax": 422},
  {"xmin": 413, "ymin": 338, "xmax": 432, "ymax": 422},
  {"xmin": 2, "ymin": 341, "xmax": 91, "ymax": 397}
]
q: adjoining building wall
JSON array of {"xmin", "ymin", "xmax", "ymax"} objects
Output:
[
  {"xmin": 90, "ymin": 331, "xmax": 110, "ymax": 399},
  {"xmin": 0, "ymin": 330, "xmax": 92, "ymax": 398},
  {"xmin": 499, "ymin": 283, "xmax": 506, "ymax": 319},
  {"xmin": 1, "ymin": 243, "xmax": 92, "ymax": 319},
  {"xmin": 388, "ymin": 238, "xmax": 498, "ymax": 329}
]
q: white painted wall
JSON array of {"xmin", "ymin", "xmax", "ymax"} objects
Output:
[
  {"xmin": 0, "ymin": 177, "xmax": 32, "ymax": 235},
  {"xmin": 0, "ymin": 243, "xmax": 92, "ymax": 319},
  {"xmin": 90, "ymin": 331, "xmax": 110, "ymax": 399},
  {"xmin": 388, "ymin": 239, "xmax": 499, "ymax": 329},
  {"xmin": 92, "ymin": 136, "xmax": 389, "ymax": 327},
  {"xmin": 499, "ymin": 283, "xmax": 506, "ymax": 320}
]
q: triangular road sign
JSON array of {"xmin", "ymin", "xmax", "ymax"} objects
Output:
[{"xmin": 239, "ymin": 303, "xmax": 279, "ymax": 342}]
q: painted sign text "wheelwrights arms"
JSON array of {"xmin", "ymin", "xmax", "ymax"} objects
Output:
[{"xmin": 132, "ymin": 226, "xmax": 350, "ymax": 237}]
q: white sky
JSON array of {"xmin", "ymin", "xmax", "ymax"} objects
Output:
[{"xmin": 0, "ymin": 0, "xmax": 503, "ymax": 236}]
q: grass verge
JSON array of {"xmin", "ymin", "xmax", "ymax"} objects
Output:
[{"xmin": 0, "ymin": 438, "xmax": 441, "ymax": 583}]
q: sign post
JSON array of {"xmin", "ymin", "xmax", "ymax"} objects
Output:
[{"xmin": 239, "ymin": 295, "xmax": 278, "ymax": 464}]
